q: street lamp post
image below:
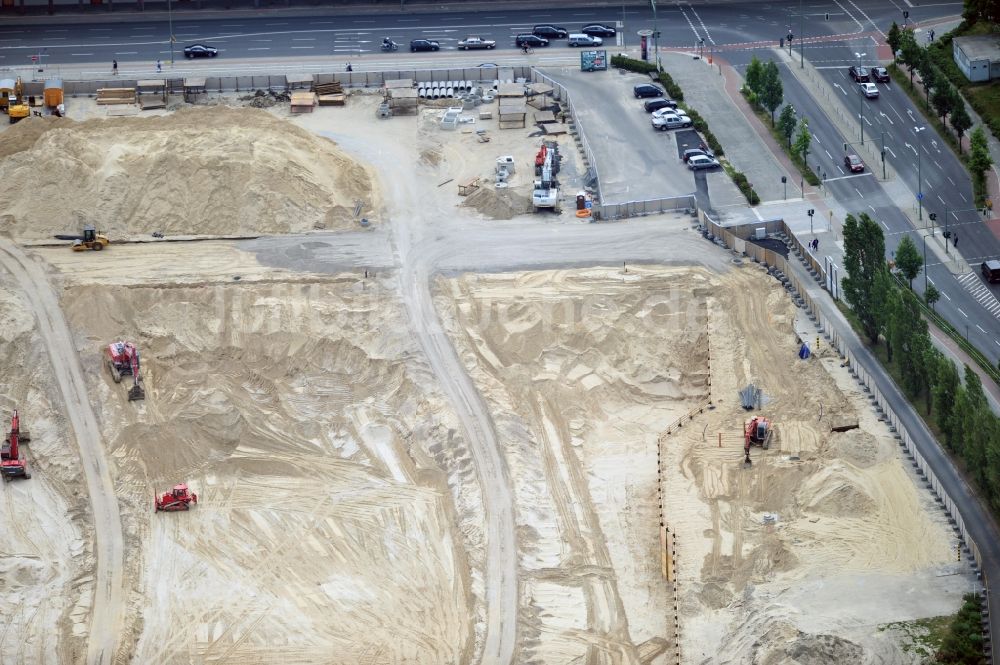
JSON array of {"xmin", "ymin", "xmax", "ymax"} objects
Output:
[
  {"xmin": 167, "ymin": 0, "xmax": 174, "ymax": 65},
  {"xmin": 651, "ymin": 0, "xmax": 660, "ymax": 69},
  {"xmin": 922, "ymin": 233, "xmax": 929, "ymax": 292},
  {"xmin": 855, "ymin": 52, "xmax": 866, "ymax": 145},
  {"xmin": 915, "ymin": 126, "xmax": 926, "ymax": 222},
  {"xmin": 799, "ymin": 0, "xmax": 804, "ymax": 68}
]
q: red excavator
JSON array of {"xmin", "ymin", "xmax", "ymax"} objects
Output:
[
  {"xmin": 105, "ymin": 341, "xmax": 145, "ymax": 401},
  {"xmin": 155, "ymin": 483, "xmax": 198, "ymax": 512},
  {"xmin": 1, "ymin": 410, "xmax": 31, "ymax": 481},
  {"xmin": 743, "ymin": 416, "xmax": 773, "ymax": 468}
]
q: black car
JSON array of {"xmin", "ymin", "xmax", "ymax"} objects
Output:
[
  {"xmin": 848, "ymin": 65, "xmax": 870, "ymax": 82},
  {"xmin": 515, "ymin": 34, "xmax": 550, "ymax": 48},
  {"xmin": 872, "ymin": 67, "xmax": 890, "ymax": 83},
  {"xmin": 633, "ymin": 84, "xmax": 663, "ymax": 98},
  {"xmin": 532, "ymin": 25, "xmax": 569, "ymax": 39},
  {"xmin": 644, "ymin": 98, "xmax": 676, "ymax": 113},
  {"xmin": 410, "ymin": 39, "xmax": 440, "ymax": 52},
  {"xmin": 183, "ymin": 43, "xmax": 218, "ymax": 59},
  {"xmin": 581, "ymin": 24, "xmax": 616, "ymax": 38}
]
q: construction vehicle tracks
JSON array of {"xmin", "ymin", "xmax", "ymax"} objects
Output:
[{"xmin": 0, "ymin": 240, "xmax": 124, "ymax": 665}]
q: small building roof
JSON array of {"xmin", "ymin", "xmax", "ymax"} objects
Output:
[
  {"xmin": 384, "ymin": 78, "xmax": 413, "ymax": 89},
  {"xmin": 183, "ymin": 78, "xmax": 207, "ymax": 88},
  {"xmin": 954, "ymin": 35, "xmax": 1000, "ymax": 62},
  {"xmin": 44, "ymin": 79, "xmax": 63, "ymax": 90},
  {"xmin": 498, "ymin": 99, "xmax": 527, "ymax": 114},
  {"xmin": 497, "ymin": 82, "xmax": 525, "ymax": 97},
  {"xmin": 389, "ymin": 88, "xmax": 418, "ymax": 99},
  {"xmin": 0, "ymin": 79, "xmax": 15, "ymax": 91},
  {"xmin": 527, "ymin": 82, "xmax": 553, "ymax": 96}
]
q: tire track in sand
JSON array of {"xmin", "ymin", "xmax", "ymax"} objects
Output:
[{"xmin": 0, "ymin": 240, "xmax": 124, "ymax": 665}]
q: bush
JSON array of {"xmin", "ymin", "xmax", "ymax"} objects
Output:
[
  {"xmin": 682, "ymin": 107, "xmax": 724, "ymax": 156},
  {"xmin": 656, "ymin": 71, "xmax": 684, "ymax": 102},
  {"xmin": 937, "ymin": 593, "xmax": 986, "ymax": 664},
  {"xmin": 727, "ymin": 168, "xmax": 760, "ymax": 205},
  {"xmin": 611, "ymin": 54, "xmax": 658, "ymax": 75}
]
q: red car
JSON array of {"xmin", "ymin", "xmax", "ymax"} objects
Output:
[{"xmin": 845, "ymin": 154, "xmax": 864, "ymax": 173}]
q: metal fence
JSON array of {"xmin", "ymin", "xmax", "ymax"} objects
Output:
[
  {"xmin": 702, "ymin": 210, "xmax": 992, "ymax": 660},
  {"xmin": 596, "ymin": 196, "xmax": 697, "ymax": 220}
]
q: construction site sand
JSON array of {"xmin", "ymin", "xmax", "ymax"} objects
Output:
[
  {"xmin": 0, "ymin": 106, "xmax": 379, "ymax": 241},
  {"xmin": 436, "ymin": 264, "xmax": 972, "ymax": 664},
  {"xmin": 53, "ymin": 267, "xmax": 481, "ymax": 664}
]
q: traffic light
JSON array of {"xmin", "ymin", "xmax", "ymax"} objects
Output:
[
  {"xmin": 807, "ymin": 209, "xmax": 815, "ymax": 217},
  {"xmin": 844, "ymin": 143, "xmax": 848, "ymax": 152},
  {"xmin": 903, "ymin": 10, "xmax": 909, "ymax": 19},
  {"xmin": 929, "ymin": 213, "xmax": 937, "ymax": 221},
  {"xmin": 788, "ymin": 33, "xmax": 794, "ymax": 43}
]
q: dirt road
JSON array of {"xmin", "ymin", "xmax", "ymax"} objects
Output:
[{"xmin": 0, "ymin": 240, "xmax": 124, "ymax": 665}]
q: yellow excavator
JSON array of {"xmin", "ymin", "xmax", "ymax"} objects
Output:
[
  {"xmin": 54, "ymin": 225, "xmax": 110, "ymax": 251},
  {"xmin": 7, "ymin": 77, "xmax": 29, "ymax": 124}
]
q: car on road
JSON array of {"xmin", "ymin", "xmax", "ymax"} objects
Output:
[
  {"xmin": 581, "ymin": 24, "xmax": 616, "ymax": 38},
  {"xmin": 860, "ymin": 82, "xmax": 879, "ymax": 98},
  {"xmin": 477, "ymin": 63, "xmax": 498, "ymax": 68},
  {"xmin": 983, "ymin": 260, "xmax": 1000, "ymax": 283},
  {"xmin": 872, "ymin": 67, "xmax": 890, "ymax": 83},
  {"xmin": 687, "ymin": 154, "xmax": 721, "ymax": 170},
  {"xmin": 633, "ymin": 84, "xmax": 663, "ymax": 98},
  {"xmin": 458, "ymin": 36, "xmax": 496, "ymax": 50},
  {"xmin": 568, "ymin": 34, "xmax": 603, "ymax": 47},
  {"xmin": 848, "ymin": 65, "xmax": 870, "ymax": 82},
  {"xmin": 515, "ymin": 34, "xmax": 550, "ymax": 48},
  {"xmin": 644, "ymin": 98, "xmax": 677, "ymax": 113},
  {"xmin": 533, "ymin": 25, "xmax": 569, "ymax": 39},
  {"xmin": 844, "ymin": 154, "xmax": 865, "ymax": 173},
  {"xmin": 682, "ymin": 147, "xmax": 715, "ymax": 163},
  {"xmin": 652, "ymin": 113, "xmax": 693, "ymax": 131},
  {"xmin": 409, "ymin": 39, "xmax": 440, "ymax": 52},
  {"xmin": 183, "ymin": 44, "xmax": 218, "ymax": 59}
]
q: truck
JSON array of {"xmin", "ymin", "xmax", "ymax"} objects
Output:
[{"xmin": 458, "ymin": 36, "xmax": 496, "ymax": 50}]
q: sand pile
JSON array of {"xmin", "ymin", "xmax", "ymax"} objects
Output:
[
  {"xmin": 60, "ymin": 277, "xmax": 475, "ymax": 664},
  {"xmin": 461, "ymin": 184, "xmax": 532, "ymax": 219},
  {"xmin": 0, "ymin": 107, "xmax": 378, "ymax": 240}
]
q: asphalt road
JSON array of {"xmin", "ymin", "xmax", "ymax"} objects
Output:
[{"xmin": 0, "ymin": 1, "xmax": 962, "ymax": 67}]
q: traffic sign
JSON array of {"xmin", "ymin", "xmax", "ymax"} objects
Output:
[{"xmin": 917, "ymin": 192, "xmax": 924, "ymax": 200}]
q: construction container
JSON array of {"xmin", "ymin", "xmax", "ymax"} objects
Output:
[
  {"xmin": 0, "ymin": 79, "xmax": 14, "ymax": 109},
  {"xmin": 43, "ymin": 79, "xmax": 63, "ymax": 108}
]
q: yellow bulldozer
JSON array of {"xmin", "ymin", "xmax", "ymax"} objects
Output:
[{"xmin": 5, "ymin": 77, "xmax": 28, "ymax": 124}]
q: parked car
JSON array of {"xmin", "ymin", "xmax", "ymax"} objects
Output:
[
  {"xmin": 533, "ymin": 25, "xmax": 569, "ymax": 39},
  {"xmin": 644, "ymin": 98, "xmax": 676, "ymax": 113},
  {"xmin": 844, "ymin": 154, "xmax": 865, "ymax": 173},
  {"xmin": 652, "ymin": 113, "xmax": 692, "ymax": 131},
  {"xmin": 568, "ymin": 34, "xmax": 603, "ymax": 47},
  {"xmin": 653, "ymin": 107, "xmax": 689, "ymax": 123},
  {"xmin": 183, "ymin": 43, "xmax": 218, "ymax": 58},
  {"xmin": 633, "ymin": 84, "xmax": 663, "ymax": 98},
  {"xmin": 515, "ymin": 34, "xmax": 550, "ymax": 48},
  {"xmin": 872, "ymin": 67, "xmax": 890, "ymax": 83},
  {"xmin": 860, "ymin": 82, "xmax": 879, "ymax": 98},
  {"xmin": 848, "ymin": 65, "xmax": 870, "ymax": 82},
  {"xmin": 682, "ymin": 147, "xmax": 715, "ymax": 162},
  {"xmin": 687, "ymin": 154, "xmax": 721, "ymax": 170},
  {"xmin": 982, "ymin": 259, "xmax": 1000, "ymax": 283},
  {"xmin": 581, "ymin": 24, "xmax": 616, "ymax": 38},
  {"xmin": 409, "ymin": 39, "xmax": 440, "ymax": 52}
]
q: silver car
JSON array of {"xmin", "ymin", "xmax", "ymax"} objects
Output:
[{"xmin": 687, "ymin": 154, "xmax": 721, "ymax": 170}]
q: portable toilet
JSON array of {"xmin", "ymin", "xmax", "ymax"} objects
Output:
[{"xmin": 43, "ymin": 79, "xmax": 63, "ymax": 109}]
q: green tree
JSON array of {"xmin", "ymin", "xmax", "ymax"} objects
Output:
[
  {"xmin": 760, "ymin": 60, "xmax": 784, "ymax": 126},
  {"xmin": 894, "ymin": 235, "xmax": 924, "ymax": 288},
  {"xmin": 950, "ymin": 100, "xmax": 972, "ymax": 152},
  {"xmin": 937, "ymin": 593, "xmax": 986, "ymax": 664},
  {"xmin": 777, "ymin": 104, "xmax": 797, "ymax": 149},
  {"xmin": 932, "ymin": 81, "xmax": 956, "ymax": 122},
  {"xmin": 793, "ymin": 117, "xmax": 811, "ymax": 161},
  {"xmin": 744, "ymin": 56, "xmax": 764, "ymax": 104},
  {"xmin": 899, "ymin": 29, "xmax": 921, "ymax": 86},
  {"xmin": 932, "ymin": 357, "xmax": 961, "ymax": 448},
  {"xmin": 872, "ymin": 268, "xmax": 898, "ymax": 360},
  {"xmin": 924, "ymin": 283, "xmax": 941, "ymax": 310},
  {"xmin": 969, "ymin": 126, "xmax": 994, "ymax": 202},
  {"xmin": 843, "ymin": 212, "xmax": 886, "ymax": 344},
  {"xmin": 887, "ymin": 22, "xmax": 902, "ymax": 63},
  {"xmin": 918, "ymin": 58, "xmax": 937, "ymax": 110}
]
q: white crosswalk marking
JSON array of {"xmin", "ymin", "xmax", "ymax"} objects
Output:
[{"xmin": 956, "ymin": 272, "xmax": 1000, "ymax": 320}]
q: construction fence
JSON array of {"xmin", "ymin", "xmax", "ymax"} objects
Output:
[{"xmin": 701, "ymin": 210, "xmax": 992, "ymax": 662}]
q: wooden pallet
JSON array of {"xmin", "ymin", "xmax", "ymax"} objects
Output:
[
  {"xmin": 317, "ymin": 94, "xmax": 346, "ymax": 106},
  {"xmin": 96, "ymin": 88, "xmax": 136, "ymax": 105},
  {"xmin": 314, "ymin": 81, "xmax": 344, "ymax": 96}
]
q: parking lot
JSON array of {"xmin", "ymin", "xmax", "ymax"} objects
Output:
[{"xmin": 547, "ymin": 68, "xmax": 742, "ymax": 209}]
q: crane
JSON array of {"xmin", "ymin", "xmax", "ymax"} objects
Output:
[
  {"xmin": 1, "ymin": 410, "xmax": 31, "ymax": 481},
  {"xmin": 532, "ymin": 142, "xmax": 560, "ymax": 212}
]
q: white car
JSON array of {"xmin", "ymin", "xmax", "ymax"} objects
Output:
[
  {"xmin": 687, "ymin": 154, "xmax": 721, "ymax": 170},
  {"xmin": 860, "ymin": 82, "xmax": 879, "ymax": 98},
  {"xmin": 652, "ymin": 107, "xmax": 690, "ymax": 122},
  {"xmin": 651, "ymin": 113, "xmax": 693, "ymax": 130}
]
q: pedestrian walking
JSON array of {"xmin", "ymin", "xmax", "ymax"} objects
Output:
[
  {"xmin": 112, "ymin": 59, "xmax": 118, "ymax": 76},
  {"xmin": 953, "ymin": 232, "xmax": 959, "ymax": 247},
  {"xmin": 346, "ymin": 62, "xmax": 353, "ymax": 72},
  {"xmin": 814, "ymin": 238, "xmax": 820, "ymax": 251},
  {"xmin": 930, "ymin": 29, "xmax": 935, "ymax": 41},
  {"xmin": 156, "ymin": 59, "xmax": 162, "ymax": 73}
]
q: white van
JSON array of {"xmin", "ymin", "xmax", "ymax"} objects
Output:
[{"xmin": 568, "ymin": 34, "xmax": 603, "ymax": 47}]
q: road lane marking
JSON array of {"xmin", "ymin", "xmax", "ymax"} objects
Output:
[
  {"xmin": 978, "ymin": 324, "xmax": 988, "ymax": 333},
  {"xmin": 855, "ymin": 187, "xmax": 864, "ymax": 198},
  {"xmin": 958, "ymin": 308, "xmax": 968, "ymax": 317}
]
